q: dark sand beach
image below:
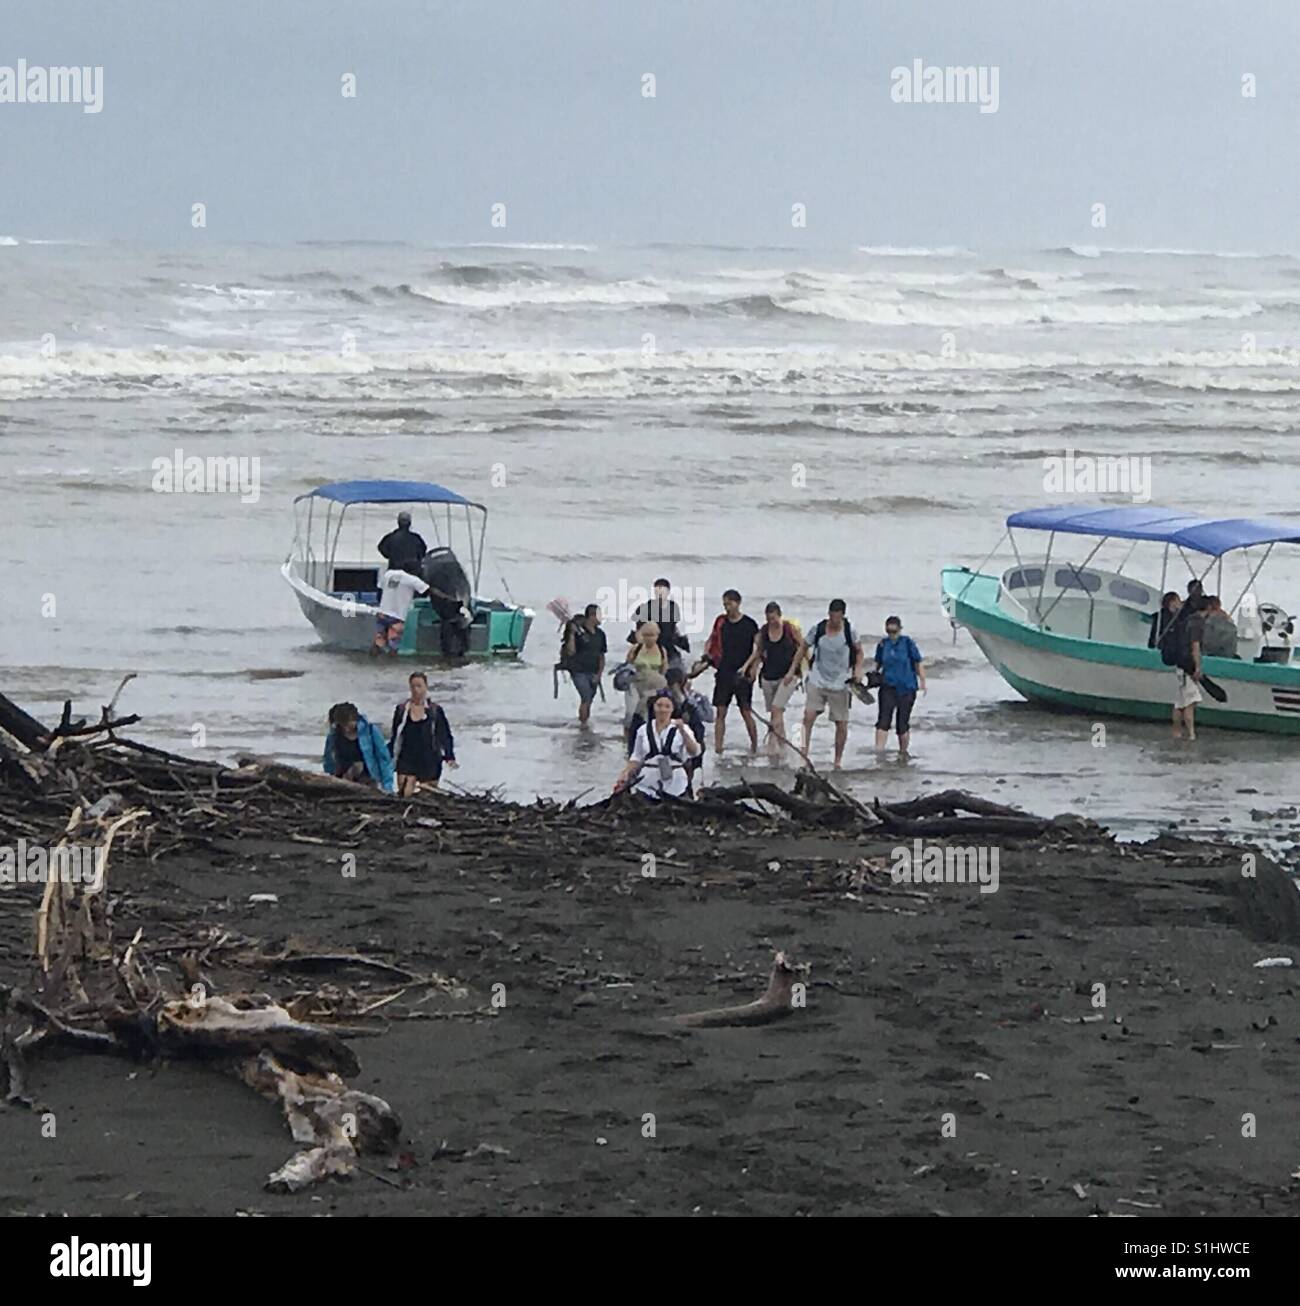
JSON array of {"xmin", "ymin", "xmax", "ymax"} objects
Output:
[{"xmin": 3, "ymin": 762, "xmax": 1298, "ymax": 1217}]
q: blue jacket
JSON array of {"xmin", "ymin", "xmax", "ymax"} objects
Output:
[
  {"xmin": 875, "ymin": 635, "xmax": 923, "ymax": 693},
  {"xmin": 323, "ymin": 716, "xmax": 396, "ymax": 792}
]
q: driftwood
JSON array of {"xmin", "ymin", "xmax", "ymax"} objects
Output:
[
  {"xmin": 669, "ymin": 952, "xmax": 806, "ymax": 1029},
  {"xmin": 0, "ymin": 688, "xmax": 1127, "ymax": 1188},
  {"xmin": 877, "ymin": 789, "xmax": 1032, "ymax": 820},
  {"xmin": 0, "ymin": 691, "xmax": 52, "ymax": 752},
  {"xmin": 872, "ymin": 793, "xmax": 1050, "ymax": 839},
  {"xmin": 0, "ymin": 696, "xmax": 406, "ymax": 1193}
]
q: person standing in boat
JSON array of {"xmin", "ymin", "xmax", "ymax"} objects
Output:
[
  {"xmin": 390, "ymin": 671, "xmax": 456, "ymax": 795},
  {"xmin": 377, "ymin": 511, "xmax": 428, "ymax": 576},
  {"xmin": 1200, "ymin": 596, "xmax": 1240, "ymax": 658},
  {"xmin": 324, "ymin": 702, "xmax": 396, "ymax": 792}
]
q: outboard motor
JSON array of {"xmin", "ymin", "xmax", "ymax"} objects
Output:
[
  {"xmin": 1258, "ymin": 601, "xmax": 1295, "ymax": 664},
  {"xmin": 419, "ymin": 548, "xmax": 473, "ymax": 655}
]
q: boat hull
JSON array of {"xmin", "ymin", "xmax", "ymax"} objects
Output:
[
  {"xmin": 942, "ymin": 568, "xmax": 1300, "ymax": 734},
  {"xmin": 284, "ymin": 564, "xmax": 532, "ymax": 657}
]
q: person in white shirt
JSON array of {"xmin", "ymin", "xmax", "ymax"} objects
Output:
[
  {"xmin": 614, "ymin": 691, "xmax": 701, "ymax": 800},
  {"xmin": 373, "ymin": 567, "xmax": 430, "ymax": 655}
]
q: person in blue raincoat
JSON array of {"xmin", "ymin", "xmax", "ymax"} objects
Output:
[
  {"xmin": 323, "ymin": 701, "xmax": 396, "ymax": 792},
  {"xmin": 873, "ymin": 617, "xmax": 926, "ymax": 758}
]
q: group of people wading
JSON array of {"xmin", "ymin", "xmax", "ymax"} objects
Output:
[
  {"xmin": 323, "ymin": 672, "xmax": 457, "ymax": 796},
  {"xmin": 561, "ymin": 579, "xmax": 927, "ymax": 801}
]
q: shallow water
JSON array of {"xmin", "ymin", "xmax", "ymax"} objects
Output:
[{"xmin": 3, "ymin": 240, "xmax": 1299, "ymax": 841}]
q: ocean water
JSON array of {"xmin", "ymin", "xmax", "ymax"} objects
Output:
[{"xmin": 3, "ymin": 238, "xmax": 1299, "ymax": 840}]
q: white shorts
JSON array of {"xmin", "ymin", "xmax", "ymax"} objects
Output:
[
  {"xmin": 761, "ymin": 677, "xmax": 797, "ymax": 710},
  {"xmin": 1174, "ymin": 670, "xmax": 1202, "ymax": 709},
  {"xmin": 805, "ymin": 683, "xmax": 851, "ymax": 722}
]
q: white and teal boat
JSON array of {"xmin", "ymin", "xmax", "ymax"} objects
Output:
[
  {"xmin": 942, "ymin": 505, "xmax": 1300, "ymax": 733},
  {"xmin": 282, "ymin": 480, "xmax": 533, "ymax": 657}
]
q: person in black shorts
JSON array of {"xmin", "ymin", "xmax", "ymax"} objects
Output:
[{"xmin": 701, "ymin": 589, "xmax": 759, "ymax": 754}]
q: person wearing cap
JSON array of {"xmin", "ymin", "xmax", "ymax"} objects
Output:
[
  {"xmin": 378, "ymin": 511, "xmax": 428, "ymax": 576},
  {"xmin": 614, "ymin": 690, "xmax": 701, "ymax": 800}
]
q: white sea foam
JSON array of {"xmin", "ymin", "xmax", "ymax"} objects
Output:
[
  {"xmin": 455, "ymin": 241, "xmax": 597, "ymax": 251},
  {"xmin": 404, "ymin": 280, "xmax": 669, "ymax": 309},
  {"xmin": 856, "ymin": 244, "xmax": 972, "ymax": 257}
]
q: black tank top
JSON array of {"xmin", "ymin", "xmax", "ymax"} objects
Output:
[{"xmin": 759, "ymin": 623, "xmax": 796, "ymax": 679}]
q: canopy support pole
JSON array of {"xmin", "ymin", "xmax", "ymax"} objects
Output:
[
  {"xmin": 957, "ymin": 530, "xmax": 1008, "ymax": 602},
  {"xmin": 1229, "ymin": 543, "xmax": 1274, "ymax": 617},
  {"xmin": 1036, "ymin": 533, "xmax": 1055, "ymax": 627},
  {"xmin": 1114, "ymin": 537, "xmax": 1140, "ymax": 578},
  {"xmin": 1037, "ymin": 536, "xmax": 1108, "ymax": 630}
]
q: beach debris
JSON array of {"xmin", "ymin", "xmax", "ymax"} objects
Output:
[
  {"xmin": 1253, "ymin": 957, "xmax": 1293, "ymax": 968},
  {"xmin": 669, "ymin": 951, "xmax": 807, "ymax": 1029},
  {"xmin": 249, "ymin": 893, "xmax": 279, "ymax": 905},
  {"xmin": 1071, "ymin": 1182, "xmax": 1088, "ymax": 1200},
  {"xmin": 0, "ymin": 704, "xmax": 406, "ymax": 1193}
]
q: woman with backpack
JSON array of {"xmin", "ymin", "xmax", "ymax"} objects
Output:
[
  {"xmin": 390, "ymin": 671, "xmax": 456, "ymax": 796},
  {"xmin": 621, "ymin": 620, "xmax": 670, "ymax": 752},
  {"xmin": 873, "ymin": 615, "xmax": 926, "ymax": 757},
  {"xmin": 613, "ymin": 690, "xmax": 702, "ymax": 800},
  {"xmin": 741, "ymin": 601, "xmax": 805, "ymax": 758}
]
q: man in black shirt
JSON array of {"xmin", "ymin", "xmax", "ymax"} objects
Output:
[
  {"xmin": 563, "ymin": 603, "xmax": 607, "ymax": 725},
  {"xmin": 704, "ymin": 589, "xmax": 759, "ymax": 754},
  {"xmin": 377, "ymin": 511, "xmax": 428, "ymax": 576},
  {"xmin": 629, "ymin": 577, "xmax": 688, "ymax": 670}
]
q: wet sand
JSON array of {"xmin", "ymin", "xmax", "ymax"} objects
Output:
[{"xmin": 2, "ymin": 817, "xmax": 1298, "ymax": 1217}]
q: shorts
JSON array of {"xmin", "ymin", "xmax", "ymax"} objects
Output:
[
  {"xmin": 375, "ymin": 613, "xmax": 404, "ymax": 647},
  {"xmin": 570, "ymin": 671, "xmax": 600, "ymax": 704},
  {"xmin": 805, "ymin": 683, "xmax": 851, "ymax": 723},
  {"xmin": 761, "ymin": 676, "xmax": 797, "ymax": 710},
  {"xmin": 713, "ymin": 671, "xmax": 753, "ymax": 710},
  {"xmin": 1174, "ymin": 670, "xmax": 1202, "ymax": 709},
  {"xmin": 876, "ymin": 685, "xmax": 916, "ymax": 734}
]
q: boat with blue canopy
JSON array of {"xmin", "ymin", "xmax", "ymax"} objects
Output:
[
  {"xmin": 282, "ymin": 480, "xmax": 533, "ymax": 657},
  {"xmin": 941, "ymin": 505, "xmax": 1300, "ymax": 732}
]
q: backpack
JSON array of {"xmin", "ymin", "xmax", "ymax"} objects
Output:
[
  {"xmin": 558, "ymin": 618, "xmax": 586, "ymax": 671},
  {"xmin": 1160, "ymin": 610, "xmax": 1196, "ymax": 672},
  {"xmin": 644, "ymin": 720, "xmax": 680, "ymax": 770}
]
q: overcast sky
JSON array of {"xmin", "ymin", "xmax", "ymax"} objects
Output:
[{"xmin": 3, "ymin": 0, "xmax": 1298, "ymax": 250}]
